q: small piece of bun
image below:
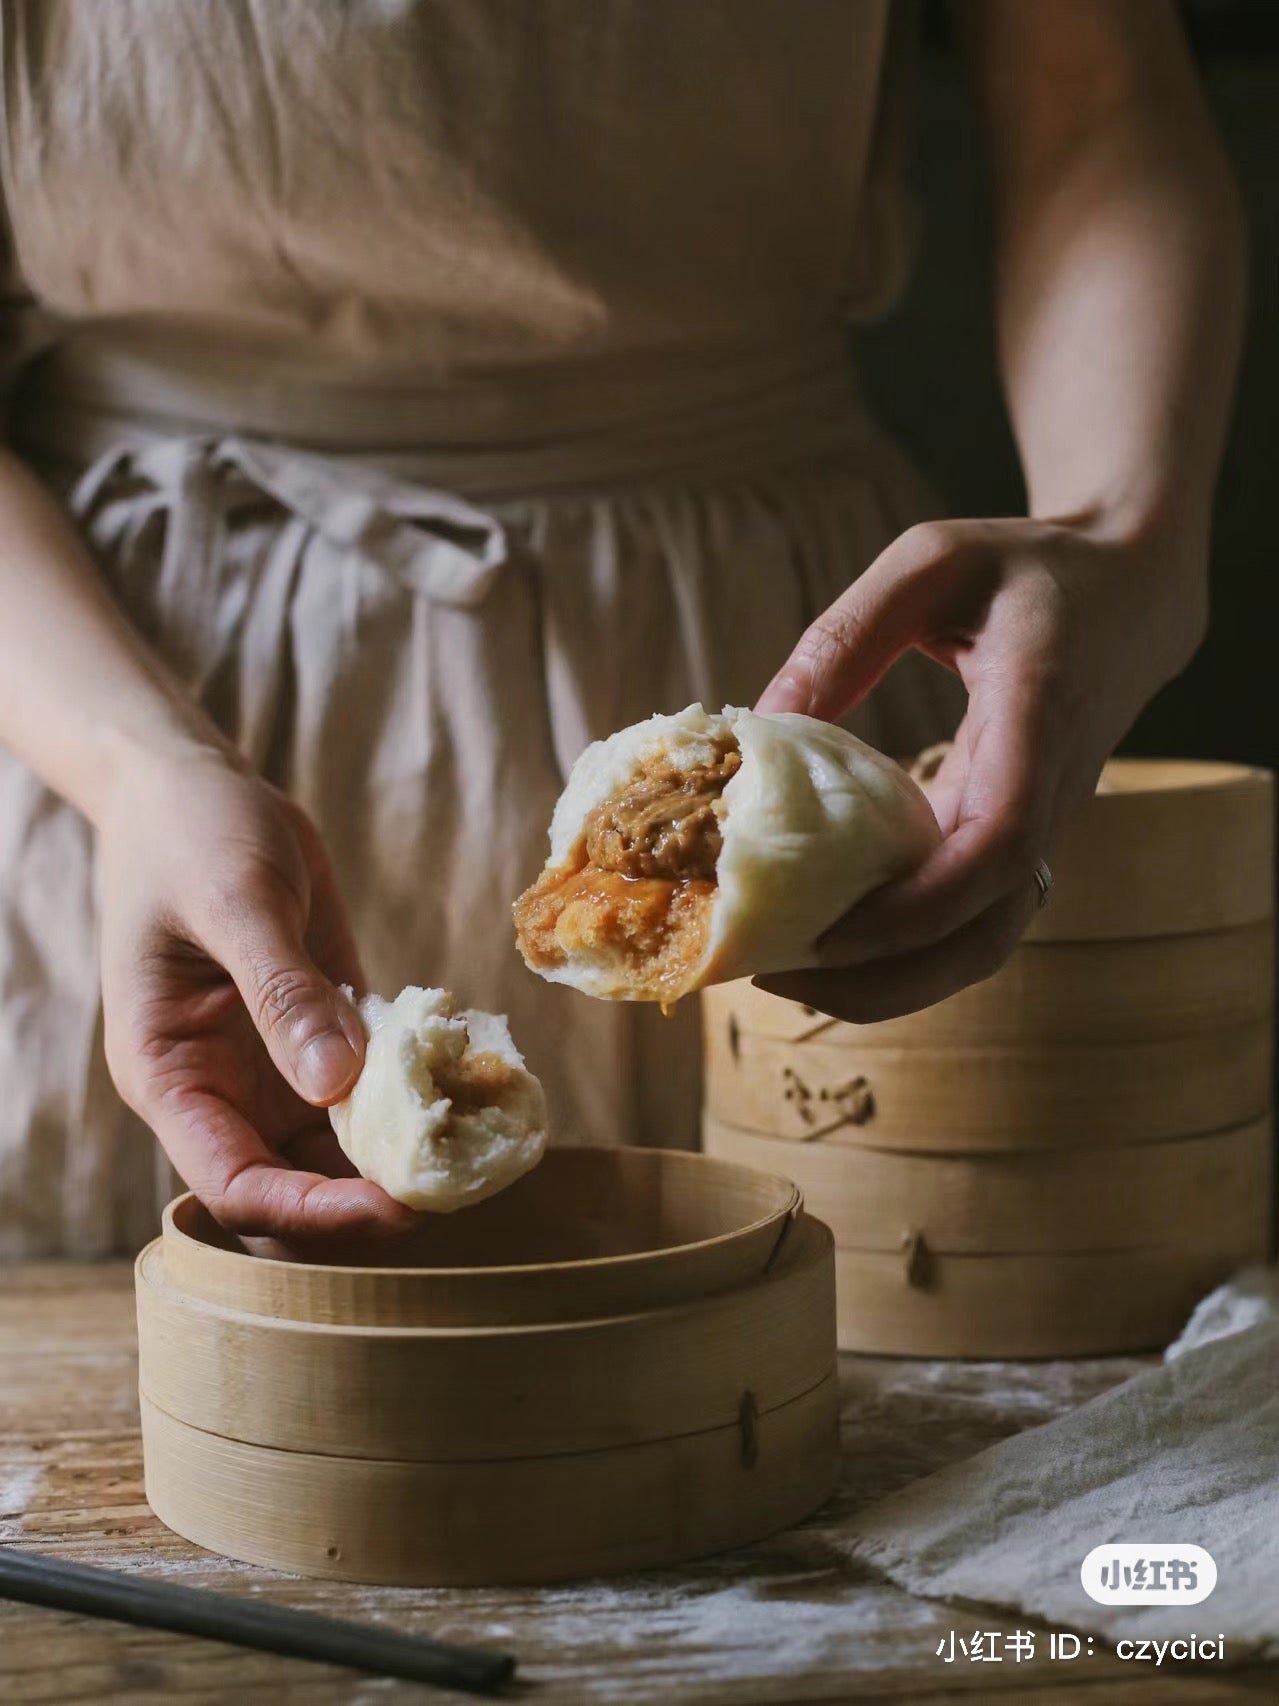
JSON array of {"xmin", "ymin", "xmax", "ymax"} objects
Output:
[
  {"xmin": 329, "ymin": 986, "xmax": 548, "ymax": 1212},
  {"xmin": 514, "ymin": 703, "xmax": 939, "ymax": 1003}
]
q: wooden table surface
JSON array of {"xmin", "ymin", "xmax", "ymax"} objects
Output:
[{"xmin": 2, "ymin": 1262, "xmax": 1276, "ymax": 1706}]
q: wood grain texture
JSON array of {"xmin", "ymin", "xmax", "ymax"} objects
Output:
[
  {"xmin": 163, "ymin": 1146, "xmax": 800, "ymax": 1327},
  {"xmin": 704, "ymin": 1020, "xmax": 1274, "ymax": 1149},
  {"xmin": 702, "ymin": 1115, "xmax": 1274, "ymax": 1257},
  {"xmin": 706, "ymin": 923, "xmax": 1275, "ymax": 1048},
  {"xmin": 1020, "ymin": 759, "xmax": 1274, "ymax": 943},
  {"xmin": 830, "ymin": 1241, "xmax": 1271, "ymax": 1358},
  {"xmin": 136, "ymin": 1215, "xmax": 835, "ymax": 1461},
  {"xmin": 4, "ymin": 1263, "xmax": 1277, "ymax": 1702}
]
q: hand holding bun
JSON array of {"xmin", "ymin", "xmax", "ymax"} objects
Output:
[
  {"xmin": 513, "ymin": 704, "xmax": 939, "ymax": 1003},
  {"xmin": 329, "ymin": 986, "xmax": 548, "ymax": 1211}
]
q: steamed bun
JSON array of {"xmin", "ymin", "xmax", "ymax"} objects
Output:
[
  {"xmin": 328, "ymin": 986, "xmax": 548, "ymax": 1211},
  {"xmin": 513, "ymin": 703, "xmax": 938, "ymax": 1003}
]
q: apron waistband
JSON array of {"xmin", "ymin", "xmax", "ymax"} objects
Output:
[{"xmin": 14, "ymin": 327, "xmax": 877, "ymax": 501}]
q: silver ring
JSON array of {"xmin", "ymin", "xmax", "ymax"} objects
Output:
[{"xmin": 1032, "ymin": 858, "xmax": 1054, "ymax": 910}]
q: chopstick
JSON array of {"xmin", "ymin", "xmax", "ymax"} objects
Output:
[{"xmin": 0, "ymin": 1547, "xmax": 516, "ymax": 1694}]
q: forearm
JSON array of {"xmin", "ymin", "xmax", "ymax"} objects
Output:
[
  {"xmin": 996, "ymin": 112, "xmax": 1245, "ymax": 550},
  {"xmin": 965, "ymin": 2, "xmax": 1246, "ymax": 587},
  {"xmin": 0, "ymin": 450, "xmax": 228, "ymax": 825}
]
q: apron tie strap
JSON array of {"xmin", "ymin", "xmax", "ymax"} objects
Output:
[
  {"xmin": 69, "ymin": 435, "xmax": 512, "ymax": 765},
  {"xmin": 72, "ymin": 435, "xmax": 511, "ymax": 607}
]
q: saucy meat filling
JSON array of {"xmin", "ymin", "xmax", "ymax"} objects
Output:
[
  {"xmin": 513, "ymin": 740, "xmax": 740, "ymax": 1000},
  {"xmin": 429, "ymin": 1049, "xmax": 524, "ymax": 1117},
  {"xmin": 582, "ymin": 747, "xmax": 740, "ymax": 881}
]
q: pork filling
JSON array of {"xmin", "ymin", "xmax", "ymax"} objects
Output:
[
  {"xmin": 429, "ymin": 1049, "xmax": 526, "ymax": 1118},
  {"xmin": 513, "ymin": 739, "xmax": 740, "ymax": 1000},
  {"xmin": 582, "ymin": 746, "xmax": 740, "ymax": 880}
]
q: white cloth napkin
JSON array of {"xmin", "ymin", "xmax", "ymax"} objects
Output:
[{"xmin": 844, "ymin": 1267, "xmax": 1279, "ymax": 1653}]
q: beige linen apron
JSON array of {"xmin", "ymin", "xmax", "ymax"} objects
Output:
[{"xmin": 0, "ymin": 0, "xmax": 963, "ymax": 1255}]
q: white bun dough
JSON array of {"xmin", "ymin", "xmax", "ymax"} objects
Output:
[
  {"xmin": 329, "ymin": 986, "xmax": 548, "ymax": 1211},
  {"xmin": 522, "ymin": 703, "xmax": 940, "ymax": 999}
]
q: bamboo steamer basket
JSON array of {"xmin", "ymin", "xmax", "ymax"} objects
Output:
[
  {"xmin": 823, "ymin": 1244, "xmax": 1268, "ymax": 1359},
  {"xmin": 704, "ymin": 1015, "xmax": 1273, "ymax": 1150},
  {"xmin": 702, "ymin": 758, "xmax": 1275, "ymax": 1357},
  {"xmin": 716, "ymin": 924, "xmax": 1273, "ymax": 1050},
  {"xmin": 1022, "ymin": 759, "xmax": 1273, "ymax": 942},
  {"xmin": 704, "ymin": 1116, "xmax": 1272, "ymax": 1357},
  {"xmin": 701, "ymin": 1115, "xmax": 1273, "ymax": 1256},
  {"xmin": 136, "ymin": 1148, "xmax": 840, "ymax": 1585}
]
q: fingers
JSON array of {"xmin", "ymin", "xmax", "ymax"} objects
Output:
[
  {"xmin": 204, "ymin": 879, "xmax": 367, "ymax": 1107},
  {"xmin": 755, "ymin": 522, "xmax": 993, "ymax": 721},
  {"xmin": 149, "ymin": 1084, "xmax": 415, "ymax": 1238},
  {"xmin": 277, "ymin": 1124, "xmax": 362, "ymax": 1179},
  {"xmin": 818, "ymin": 672, "xmax": 1060, "ymax": 967},
  {"xmin": 290, "ymin": 803, "xmax": 368, "ymax": 995},
  {"xmin": 756, "ymin": 884, "xmax": 1037, "ymax": 1026}
]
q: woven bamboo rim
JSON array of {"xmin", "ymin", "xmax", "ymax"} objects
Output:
[{"xmin": 161, "ymin": 1146, "xmax": 801, "ymax": 1326}]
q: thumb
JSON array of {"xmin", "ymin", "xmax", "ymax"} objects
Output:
[{"xmin": 213, "ymin": 905, "xmax": 366, "ymax": 1105}]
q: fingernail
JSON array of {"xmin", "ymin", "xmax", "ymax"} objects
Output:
[
  {"xmin": 297, "ymin": 1030, "xmax": 360, "ymax": 1102},
  {"xmin": 335, "ymin": 997, "xmax": 366, "ymax": 1056}
]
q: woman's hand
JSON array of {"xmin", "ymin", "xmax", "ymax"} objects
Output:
[
  {"xmin": 755, "ymin": 511, "xmax": 1206, "ymax": 1022},
  {"xmin": 757, "ymin": 0, "xmax": 1242, "ymax": 1026},
  {"xmin": 96, "ymin": 747, "xmax": 415, "ymax": 1240}
]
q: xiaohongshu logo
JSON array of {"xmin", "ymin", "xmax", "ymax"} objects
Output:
[{"xmin": 1081, "ymin": 1544, "xmax": 1217, "ymax": 1606}]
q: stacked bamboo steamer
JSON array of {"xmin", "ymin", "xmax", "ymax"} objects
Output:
[
  {"xmin": 136, "ymin": 1148, "xmax": 839, "ymax": 1585},
  {"xmin": 704, "ymin": 759, "xmax": 1275, "ymax": 1358}
]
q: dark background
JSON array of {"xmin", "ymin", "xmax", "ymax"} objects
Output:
[{"xmin": 860, "ymin": 0, "xmax": 1278, "ymax": 772}]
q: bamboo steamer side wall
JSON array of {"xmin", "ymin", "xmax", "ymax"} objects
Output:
[
  {"xmin": 703, "ymin": 1013, "xmax": 1273, "ymax": 1150},
  {"xmin": 1021, "ymin": 760, "xmax": 1274, "ymax": 942},
  {"xmin": 717, "ymin": 926, "xmax": 1273, "ymax": 1049},
  {"xmin": 136, "ymin": 1218, "xmax": 835, "ymax": 1461},
  {"xmin": 822, "ymin": 1247, "xmax": 1262, "ymax": 1359},
  {"xmin": 140, "ymin": 1376, "xmax": 840, "ymax": 1587},
  {"xmin": 702, "ymin": 1115, "xmax": 1273, "ymax": 1256},
  {"xmin": 699, "ymin": 760, "xmax": 1275, "ymax": 1356}
]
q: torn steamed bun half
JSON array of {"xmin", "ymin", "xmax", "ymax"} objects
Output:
[
  {"xmin": 328, "ymin": 986, "xmax": 548, "ymax": 1212},
  {"xmin": 513, "ymin": 703, "xmax": 940, "ymax": 1004}
]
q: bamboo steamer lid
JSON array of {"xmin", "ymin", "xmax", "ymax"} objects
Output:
[
  {"xmin": 711, "ymin": 923, "xmax": 1273, "ymax": 1049},
  {"xmin": 136, "ymin": 1149, "xmax": 840, "ymax": 1585},
  {"xmin": 702, "ymin": 1114, "xmax": 1273, "ymax": 1256},
  {"xmin": 703, "ymin": 1011, "xmax": 1272, "ymax": 1150},
  {"xmin": 1011, "ymin": 758, "xmax": 1271, "ymax": 942}
]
